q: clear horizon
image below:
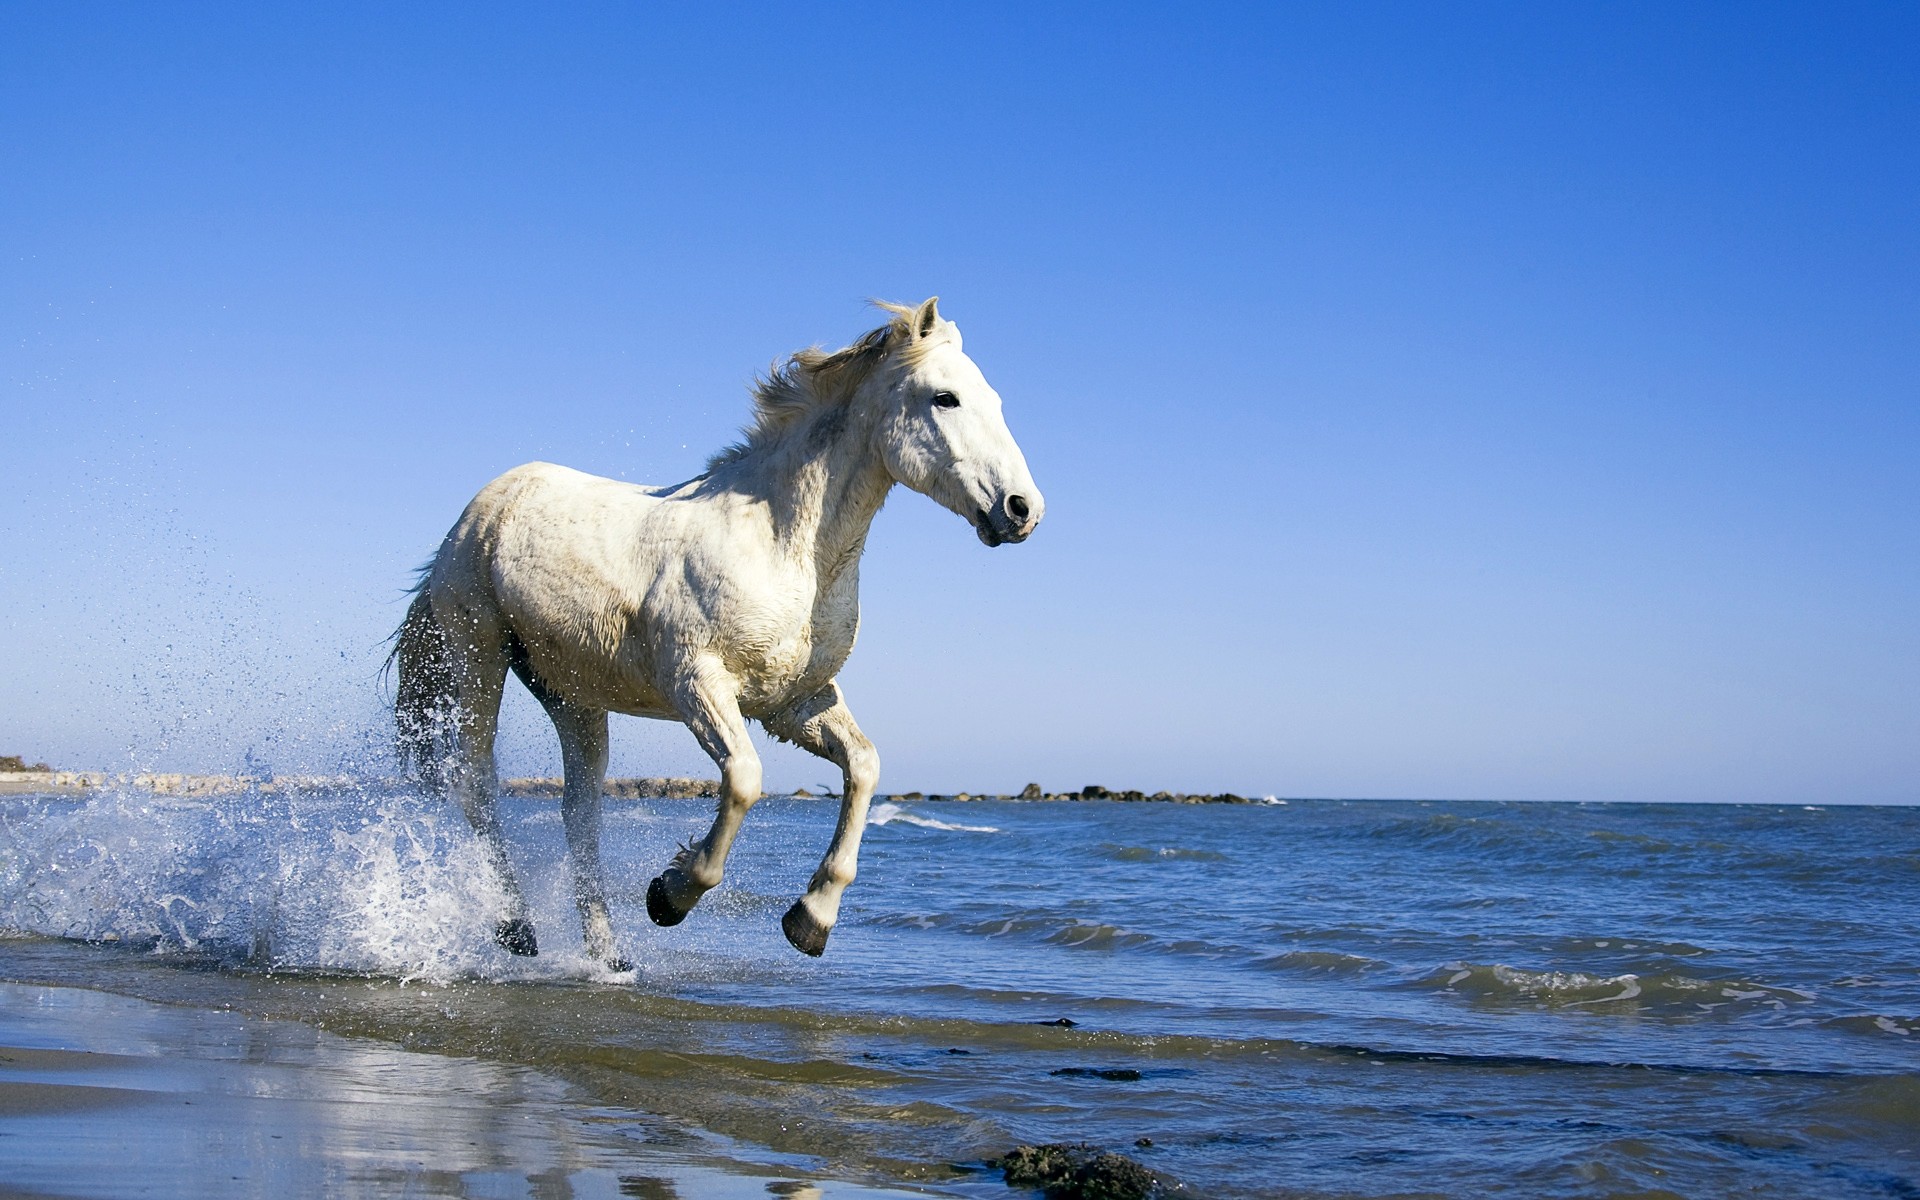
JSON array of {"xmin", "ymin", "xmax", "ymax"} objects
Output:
[{"xmin": 4, "ymin": 5, "xmax": 1915, "ymax": 804}]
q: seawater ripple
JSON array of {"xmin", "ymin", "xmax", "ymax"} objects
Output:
[{"xmin": 1, "ymin": 788, "xmax": 1917, "ymax": 1198}]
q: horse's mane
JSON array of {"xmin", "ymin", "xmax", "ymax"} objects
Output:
[{"xmin": 707, "ymin": 299, "xmax": 947, "ymax": 469}]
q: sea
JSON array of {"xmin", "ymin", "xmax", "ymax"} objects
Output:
[{"xmin": 0, "ymin": 786, "xmax": 1915, "ymax": 1198}]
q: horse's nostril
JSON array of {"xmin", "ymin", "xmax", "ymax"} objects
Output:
[{"xmin": 1006, "ymin": 494, "xmax": 1030, "ymax": 522}]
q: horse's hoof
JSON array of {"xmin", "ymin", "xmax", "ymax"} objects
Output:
[
  {"xmin": 646, "ymin": 875, "xmax": 690, "ymax": 927},
  {"xmin": 604, "ymin": 956, "xmax": 634, "ymax": 974},
  {"xmin": 781, "ymin": 901, "xmax": 831, "ymax": 957},
  {"xmin": 494, "ymin": 918, "xmax": 538, "ymax": 957}
]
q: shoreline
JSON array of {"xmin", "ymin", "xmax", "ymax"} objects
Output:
[{"xmin": 0, "ymin": 975, "xmax": 943, "ymax": 1200}]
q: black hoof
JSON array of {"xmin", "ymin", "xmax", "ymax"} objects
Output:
[
  {"xmin": 494, "ymin": 918, "xmax": 538, "ymax": 957},
  {"xmin": 781, "ymin": 901, "xmax": 830, "ymax": 957},
  {"xmin": 646, "ymin": 875, "xmax": 690, "ymax": 927},
  {"xmin": 604, "ymin": 956, "xmax": 633, "ymax": 974}
]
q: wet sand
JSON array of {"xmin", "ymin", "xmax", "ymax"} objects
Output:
[{"xmin": 0, "ymin": 981, "xmax": 939, "ymax": 1200}]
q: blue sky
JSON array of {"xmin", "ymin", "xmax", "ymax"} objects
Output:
[{"xmin": 3, "ymin": 4, "xmax": 1915, "ymax": 802}]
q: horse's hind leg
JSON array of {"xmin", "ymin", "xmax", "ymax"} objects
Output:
[
  {"xmin": 646, "ymin": 659, "xmax": 762, "ymax": 926},
  {"xmin": 438, "ymin": 620, "xmax": 536, "ymax": 955},
  {"xmin": 520, "ymin": 678, "xmax": 629, "ymax": 972},
  {"xmin": 764, "ymin": 683, "xmax": 878, "ymax": 957}
]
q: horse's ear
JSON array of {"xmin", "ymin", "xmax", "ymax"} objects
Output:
[{"xmin": 912, "ymin": 296, "xmax": 941, "ymax": 339}]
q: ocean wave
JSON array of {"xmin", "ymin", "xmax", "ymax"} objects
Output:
[
  {"xmin": 868, "ymin": 909, "xmax": 1258, "ymax": 965},
  {"xmin": 1330, "ymin": 807, "xmax": 1776, "ymax": 873},
  {"xmin": 868, "ymin": 908, "xmax": 1402, "ymax": 985},
  {"xmin": 1822, "ymin": 1014, "xmax": 1920, "ymax": 1039},
  {"xmin": 1250, "ymin": 949, "xmax": 1385, "ymax": 977},
  {"xmin": 1041, "ymin": 921, "xmax": 1161, "ymax": 952},
  {"xmin": 1417, "ymin": 960, "xmax": 1823, "ymax": 1015},
  {"xmin": 1581, "ymin": 828, "xmax": 1682, "ymax": 852},
  {"xmin": 867, "ymin": 802, "xmax": 998, "ymax": 833},
  {"xmin": 1540, "ymin": 935, "xmax": 1713, "ymax": 959},
  {"xmin": 1347, "ymin": 810, "xmax": 1577, "ymax": 857},
  {"xmin": 1095, "ymin": 843, "xmax": 1230, "ymax": 863}
]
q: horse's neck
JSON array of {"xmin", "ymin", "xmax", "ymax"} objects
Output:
[{"xmin": 752, "ymin": 416, "xmax": 892, "ymax": 582}]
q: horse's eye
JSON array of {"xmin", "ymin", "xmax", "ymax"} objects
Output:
[{"xmin": 931, "ymin": 391, "xmax": 960, "ymax": 409}]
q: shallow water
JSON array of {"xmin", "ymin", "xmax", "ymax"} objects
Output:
[{"xmin": 1, "ymin": 787, "xmax": 1916, "ymax": 1197}]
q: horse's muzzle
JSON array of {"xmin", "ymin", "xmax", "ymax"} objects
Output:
[{"xmin": 975, "ymin": 492, "xmax": 1042, "ymax": 547}]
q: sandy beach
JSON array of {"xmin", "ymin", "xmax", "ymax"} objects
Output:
[{"xmin": 0, "ymin": 980, "xmax": 935, "ymax": 1200}]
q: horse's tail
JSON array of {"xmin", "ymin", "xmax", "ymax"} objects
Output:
[{"xmin": 389, "ymin": 580, "xmax": 457, "ymax": 791}]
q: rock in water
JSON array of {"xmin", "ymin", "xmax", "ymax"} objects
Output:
[
  {"xmin": 996, "ymin": 1142, "xmax": 1162, "ymax": 1199},
  {"xmin": 1070, "ymin": 1154, "xmax": 1160, "ymax": 1200},
  {"xmin": 998, "ymin": 1143, "xmax": 1097, "ymax": 1190},
  {"xmin": 1051, "ymin": 1066, "xmax": 1144, "ymax": 1081}
]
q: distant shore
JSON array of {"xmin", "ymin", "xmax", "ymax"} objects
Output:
[{"xmin": 0, "ymin": 770, "xmax": 1268, "ymax": 805}]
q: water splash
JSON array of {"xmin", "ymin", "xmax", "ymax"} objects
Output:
[{"xmin": 0, "ymin": 783, "xmax": 529, "ymax": 982}]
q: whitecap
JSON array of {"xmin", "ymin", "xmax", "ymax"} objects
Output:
[{"xmin": 1568, "ymin": 976, "xmax": 1642, "ymax": 1005}]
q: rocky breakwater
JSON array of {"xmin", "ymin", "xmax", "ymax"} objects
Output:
[
  {"xmin": 500, "ymin": 777, "xmax": 720, "ymax": 800},
  {"xmin": 0, "ymin": 755, "xmax": 64, "ymax": 796},
  {"xmin": 884, "ymin": 783, "xmax": 1269, "ymax": 804},
  {"xmin": 2, "ymin": 757, "xmax": 1257, "ymax": 806}
]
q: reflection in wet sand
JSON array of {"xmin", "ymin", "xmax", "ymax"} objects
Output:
[{"xmin": 0, "ymin": 982, "xmax": 931, "ymax": 1200}]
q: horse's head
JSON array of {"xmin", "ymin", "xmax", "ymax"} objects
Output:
[{"xmin": 871, "ymin": 298, "xmax": 1044, "ymax": 547}]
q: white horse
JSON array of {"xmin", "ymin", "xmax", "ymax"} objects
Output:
[{"xmin": 392, "ymin": 298, "xmax": 1043, "ymax": 970}]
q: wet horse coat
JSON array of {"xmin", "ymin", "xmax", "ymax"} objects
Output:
[{"xmin": 392, "ymin": 299, "xmax": 1044, "ymax": 968}]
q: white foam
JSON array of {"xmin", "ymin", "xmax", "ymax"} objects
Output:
[{"xmin": 1481, "ymin": 963, "xmax": 1646, "ymax": 1005}]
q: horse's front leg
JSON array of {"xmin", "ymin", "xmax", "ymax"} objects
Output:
[
  {"xmin": 646, "ymin": 659, "xmax": 763, "ymax": 927},
  {"xmin": 764, "ymin": 683, "xmax": 878, "ymax": 957}
]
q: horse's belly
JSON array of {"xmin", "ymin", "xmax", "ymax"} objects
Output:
[
  {"xmin": 592, "ymin": 678, "xmax": 680, "ymax": 720},
  {"xmin": 514, "ymin": 630, "xmax": 675, "ymax": 718}
]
